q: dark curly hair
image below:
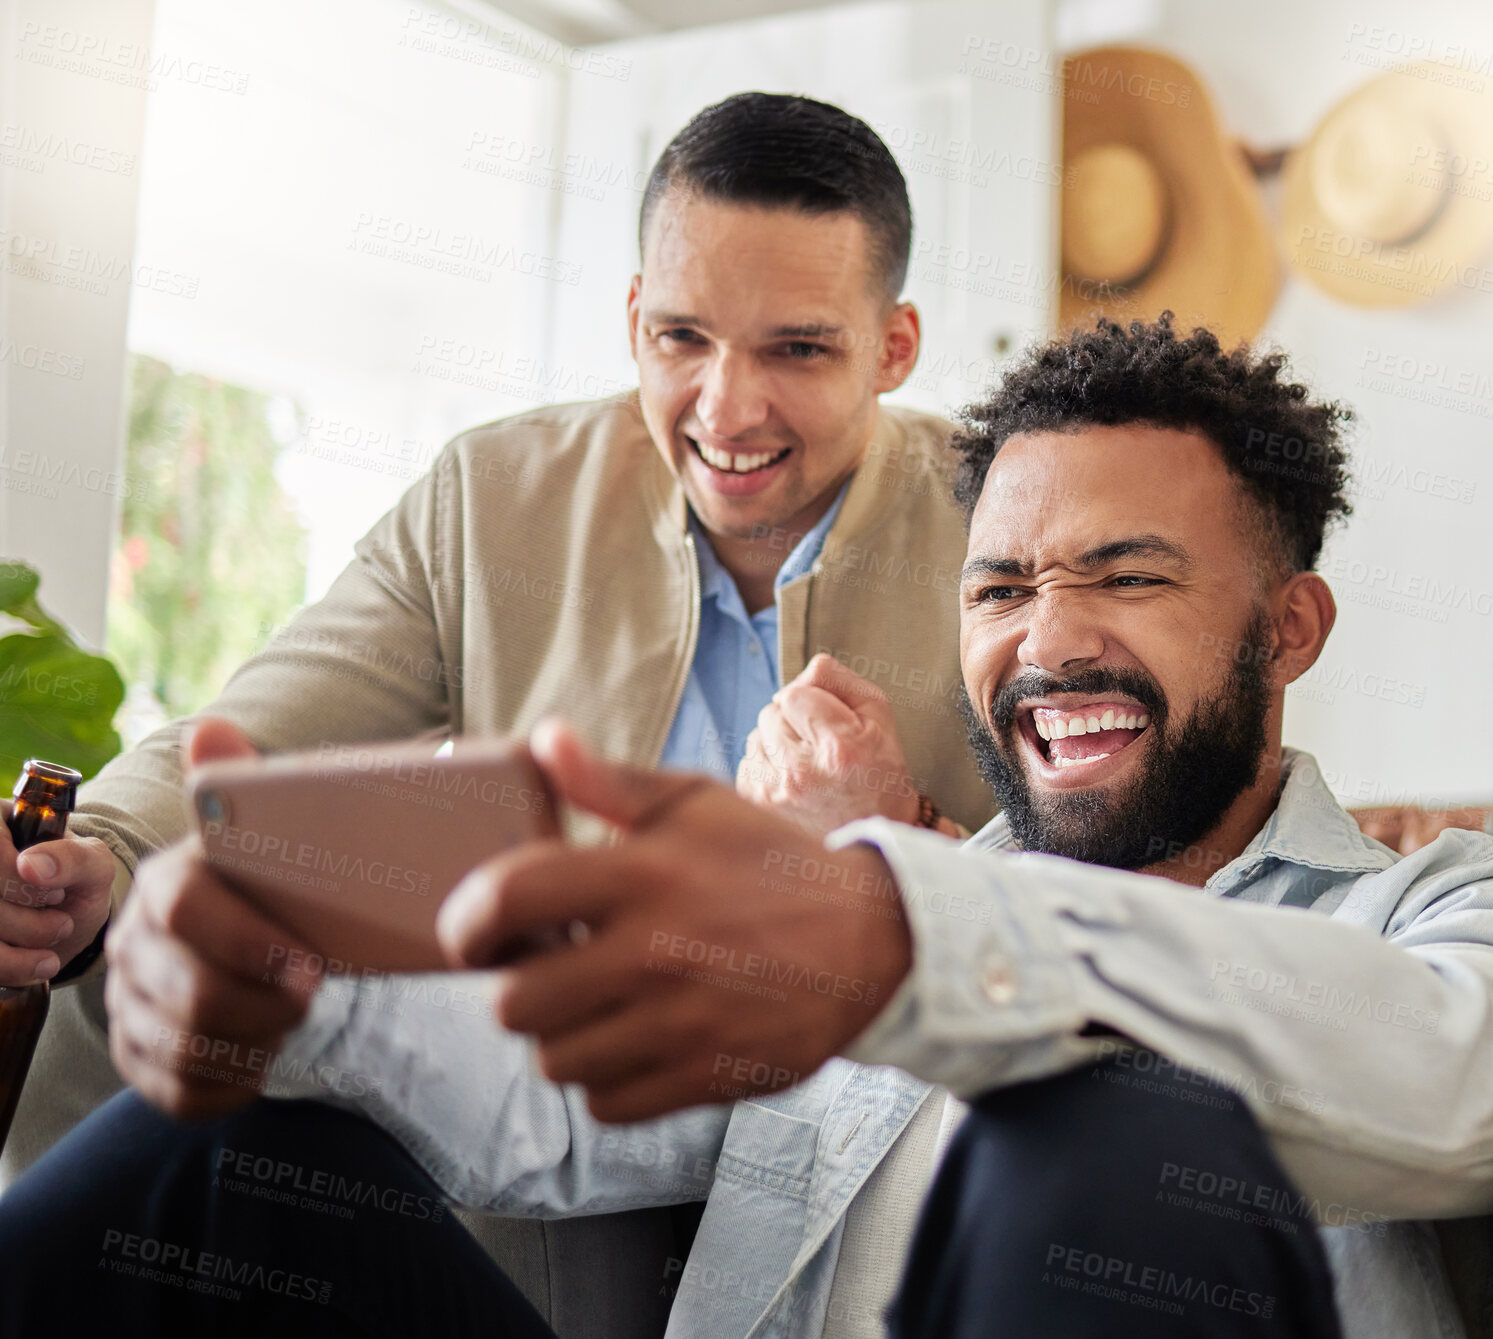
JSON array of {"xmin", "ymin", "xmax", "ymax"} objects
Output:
[
  {"xmin": 640, "ymin": 92, "xmax": 912, "ymax": 300},
  {"xmin": 950, "ymin": 315, "xmax": 1354, "ymax": 575}
]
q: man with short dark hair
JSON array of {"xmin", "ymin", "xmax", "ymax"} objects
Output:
[
  {"xmin": 7, "ymin": 316, "xmax": 1491, "ymax": 1339},
  {"xmin": 0, "ymin": 92, "xmax": 992, "ymax": 1335}
]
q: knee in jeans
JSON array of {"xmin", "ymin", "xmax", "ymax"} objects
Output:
[{"xmin": 963, "ymin": 1053, "xmax": 1258, "ymax": 1186}]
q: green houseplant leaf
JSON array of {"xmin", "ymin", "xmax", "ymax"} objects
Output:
[
  {"xmin": 0, "ymin": 562, "xmax": 124, "ymax": 782},
  {"xmin": 0, "ymin": 562, "xmax": 40, "ymax": 611}
]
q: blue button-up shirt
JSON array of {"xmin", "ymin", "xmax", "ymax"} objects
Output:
[{"xmin": 659, "ymin": 485, "xmax": 849, "ymax": 779}]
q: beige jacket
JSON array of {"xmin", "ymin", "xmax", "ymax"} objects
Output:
[{"xmin": 68, "ymin": 392, "xmax": 995, "ymax": 963}]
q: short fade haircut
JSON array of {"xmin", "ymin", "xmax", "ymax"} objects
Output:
[
  {"xmin": 639, "ymin": 92, "xmax": 913, "ymax": 302},
  {"xmin": 950, "ymin": 314, "xmax": 1354, "ymax": 577}
]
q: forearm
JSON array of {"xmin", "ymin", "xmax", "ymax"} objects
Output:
[{"xmin": 832, "ymin": 821, "xmax": 1493, "ymax": 1219}]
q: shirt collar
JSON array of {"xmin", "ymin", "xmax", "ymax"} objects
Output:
[
  {"xmin": 1213, "ymin": 747, "xmax": 1392, "ymax": 889},
  {"xmin": 967, "ymin": 748, "xmax": 1391, "ymax": 887},
  {"xmin": 689, "ymin": 511, "xmax": 734, "ymax": 608},
  {"xmin": 687, "ymin": 479, "xmax": 851, "ymax": 609}
]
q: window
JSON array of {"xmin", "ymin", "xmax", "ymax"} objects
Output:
[{"xmin": 111, "ymin": 0, "xmax": 566, "ymax": 731}]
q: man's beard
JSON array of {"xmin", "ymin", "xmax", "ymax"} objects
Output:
[{"xmin": 959, "ymin": 610, "xmax": 1274, "ymax": 870}]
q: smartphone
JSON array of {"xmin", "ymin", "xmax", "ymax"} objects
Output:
[{"xmin": 189, "ymin": 735, "xmax": 556, "ymax": 973}]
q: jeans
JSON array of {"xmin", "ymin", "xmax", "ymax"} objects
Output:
[
  {"xmin": 0, "ymin": 1057, "xmax": 1342, "ymax": 1337},
  {"xmin": 889, "ymin": 1059, "xmax": 1344, "ymax": 1337}
]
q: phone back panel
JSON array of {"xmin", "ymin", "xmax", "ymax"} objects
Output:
[{"xmin": 190, "ymin": 736, "xmax": 555, "ymax": 972}]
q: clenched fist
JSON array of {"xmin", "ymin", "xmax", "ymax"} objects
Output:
[{"xmin": 737, "ymin": 653, "xmax": 922, "ymax": 834}]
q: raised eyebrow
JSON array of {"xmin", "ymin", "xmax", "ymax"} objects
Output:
[
  {"xmin": 641, "ymin": 315, "xmax": 844, "ymax": 341},
  {"xmin": 960, "ymin": 555, "xmax": 1032, "ymax": 584},
  {"xmin": 1076, "ymin": 536, "xmax": 1194, "ymax": 571},
  {"xmin": 643, "ymin": 310, "xmax": 708, "ymax": 330},
  {"xmin": 768, "ymin": 323, "xmax": 844, "ymax": 339},
  {"xmin": 959, "ymin": 537, "xmax": 1193, "ymax": 586}
]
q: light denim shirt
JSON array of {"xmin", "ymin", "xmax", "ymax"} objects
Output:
[
  {"xmin": 660, "ymin": 486, "xmax": 849, "ymax": 779},
  {"xmin": 273, "ymin": 750, "xmax": 1493, "ymax": 1339}
]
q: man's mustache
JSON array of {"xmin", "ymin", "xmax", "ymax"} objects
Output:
[{"xmin": 988, "ymin": 668, "xmax": 1168, "ymax": 735}]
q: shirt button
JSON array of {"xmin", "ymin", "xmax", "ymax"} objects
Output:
[
  {"xmin": 979, "ymin": 958, "xmax": 1018, "ymax": 1005},
  {"xmin": 748, "ymin": 642, "xmax": 762, "ymax": 656}
]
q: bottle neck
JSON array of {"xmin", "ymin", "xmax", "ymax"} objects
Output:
[{"xmin": 7, "ymin": 803, "xmax": 68, "ymax": 851}]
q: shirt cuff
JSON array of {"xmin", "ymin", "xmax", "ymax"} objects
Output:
[
  {"xmin": 825, "ymin": 818, "xmax": 1087, "ymax": 1094},
  {"xmin": 261, "ymin": 976, "xmax": 361, "ymax": 1101}
]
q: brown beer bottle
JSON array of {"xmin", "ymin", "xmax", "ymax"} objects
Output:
[{"xmin": 0, "ymin": 760, "xmax": 82, "ymax": 1157}]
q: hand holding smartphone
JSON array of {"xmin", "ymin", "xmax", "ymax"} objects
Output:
[{"xmin": 190, "ymin": 735, "xmax": 556, "ymax": 973}]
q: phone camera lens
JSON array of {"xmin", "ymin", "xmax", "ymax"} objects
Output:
[{"xmin": 198, "ymin": 791, "xmax": 229, "ymax": 825}]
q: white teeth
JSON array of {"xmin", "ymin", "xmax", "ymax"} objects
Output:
[
  {"xmin": 1054, "ymin": 751, "xmax": 1112, "ymax": 769},
  {"xmin": 696, "ymin": 440, "xmax": 782, "ymax": 474},
  {"xmin": 1032, "ymin": 706, "xmax": 1151, "ymax": 740}
]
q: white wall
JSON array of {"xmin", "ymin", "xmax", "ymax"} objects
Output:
[
  {"xmin": 1087, "ymin": 0, "xmax": 1493, "ymax": 804},
  {"xmin": 0, "ymin": 0, "xmax": 155, "ymax": 647}
]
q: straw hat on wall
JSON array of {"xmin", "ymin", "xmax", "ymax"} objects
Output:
[
  {"xmin": 1280, "ymin": 62, "xmax": 1493, "ymax": 307},
  {"xmin": 1060, "ymin": 46, "xmax": 1280, "ymax": 346}
]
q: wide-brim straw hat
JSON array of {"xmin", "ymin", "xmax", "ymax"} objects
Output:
[
  {"xmin": 1280, "ymin": 61, "xmax": 1493, "ymax": 307},
  {"xmin": 1060, "ymin": 46, "xmax": 1279, "ymax": 347}
]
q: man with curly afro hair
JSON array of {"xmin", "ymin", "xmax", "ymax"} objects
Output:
[
  {"xmin": 730, "ymin": 314, "xmax": 1493, "ymax": 1337},
  {"xmin": 940, "ymin": 311, "xmax": 1355, "ymax": 871}
]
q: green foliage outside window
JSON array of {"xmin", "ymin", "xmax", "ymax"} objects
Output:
[{"xmin": 107, "ymin": 355, "xmax": 308, "ymax": 721}]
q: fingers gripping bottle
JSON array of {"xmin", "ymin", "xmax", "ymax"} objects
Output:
[{"xmin": 0, "ymin": 760, "xmax": 82, "ymax": 1157}]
